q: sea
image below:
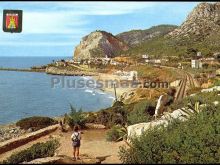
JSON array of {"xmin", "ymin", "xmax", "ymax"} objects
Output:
[{"xmin": 0, "ymin": 56, "xmax": 115, "ymax": 125}]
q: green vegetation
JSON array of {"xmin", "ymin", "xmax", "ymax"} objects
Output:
[
  {"xmin": 94, "ymin": 101, "xmax": 128, "ymax": 128},
  {"xmin": 127, "ymin": 65, "xmax": 182, "ymax": 82},
  {"xmin": 123, "ymin": 36, "xmax": 186, "ymax": 59},
  {"xmin": 123, "ymin": 30, "xmax": 220, "ymax": 59},
  {"xmin": 119, "ymin": 101, "xmax": 220, "ymax": 164},
  {"xmin": 213, "ymin": 78, "xmax": 220, "ymax": 86},
  {"xmin": 169, "ymin": 91, "xmax": 219, "ymax": 110},
  {"xmin": 2, "ymin": 139, "xmax": 60, "ymax": 164},
  {"xmin": 116, "ymin": 25, "xmax": 177, "ymax": 47},
  {"xmin": 65, "ymin": 105, "xmax": 86, "ymax": 128},
  {"xmin": 86, "ymin": 100, "xmax": 155, "ymax": 129},
  {"xmin": 106, "ymin": 125, "xmax": 127, "ymax": 142},
  {"xmin": 127, "ymin": 100, "xmax": 152, "ymax": 125},
  {"xmin": 16, "ymin": 116, "xmax": 58, "ymax": 131}
]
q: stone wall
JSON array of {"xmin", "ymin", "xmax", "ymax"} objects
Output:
[{"xmin": 0, "ymin": 124, "xmax": 59, "ymax": 155}]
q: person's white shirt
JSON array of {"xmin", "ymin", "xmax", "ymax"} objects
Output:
[{"xmin": 71, "ymin": 131, "xmax": 81, "ymax": 140}]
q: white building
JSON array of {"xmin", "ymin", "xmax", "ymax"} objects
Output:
[
  {"xmin": 154, "ymin": 59, "xmax": 161, "ymax": 64},
  {"xmin": 191, "ymin": 59, "xmax": 202, "ymax": 69},
  {"xmin": 197, "ymin": 52, "xmax": 202, "ymax": 57},
  {"xmin": 114, "ymin": 70, "xmax": 138, "ymax": 81},
  {"xmin": 142, "ymin": 54, "xmax": 149, "ymax": 59}
]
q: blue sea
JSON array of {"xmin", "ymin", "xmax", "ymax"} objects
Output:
[{"xmin": 0, "ymin": 57, "xmax": 114, "ymax": 124}]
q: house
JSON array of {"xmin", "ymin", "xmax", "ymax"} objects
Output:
[
  {"xmin": 197, "ymin": 52, "xmax": 202, "ymax": 57},
  {"xmin": 142, "ymin": 54, "xmax": 149, "ymax": 59},
  {"xmin": 191, "ymin": 59, "xmax": 202, "ymax": 69},
  {"xmin": 154, "ymin": 59, "xmax": 161, "ymax": 64},
  {"xmin": 114, "ymin": 70, "xmax": 138, "ymax": 81},
  {"xmin": 145, "ymin": 59, "xmax": 161, "ymax": 64}
]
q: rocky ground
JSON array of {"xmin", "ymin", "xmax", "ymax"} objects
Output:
[{"xmin": 0, "ymin": 125, "xmax": 27, "ymax": 142}]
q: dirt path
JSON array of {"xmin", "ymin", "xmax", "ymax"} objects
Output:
[
  {"xmin": 0, "ymin": 129, "xmax": 125, "ymax": 164},
  {"xmin": 57, "ymin": 129, "xmax": 124, "ymax": 164}
]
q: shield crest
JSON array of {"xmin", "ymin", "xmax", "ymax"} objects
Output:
[
  {"xmin": 6, "ymin": 13, "xmax": 19, "ymax": 30},
  {"xmin": 3, "ymin": 10, "xmax": 22, "ymax": 33}
]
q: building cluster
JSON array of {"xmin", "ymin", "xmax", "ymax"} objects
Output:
[
  {"xmin": 141, "ymin": 54, "xmax": 169, "ymax": 65},
  {"xmin": 113, "ymin": 70, "xmax": 138, "ymax": 81},
  {"xmin": 191, "ymin": 52, "xmax": 220, "ymax": 69}
]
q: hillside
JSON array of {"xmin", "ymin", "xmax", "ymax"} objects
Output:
[
  {"xmin": 73, "ymin": 30, "xmax": 128, "ymax": 61},
  {"xmin": 167, "ymin": 2, "xmax": 220, "ymax": 41},
  {"xmin": 123, "ymin": 2, "xmax": 220, "ymax": 58},
  {"xmin": 116, "ymin": 25, "xmax": 177, "ymax": 46},
  {"xmin": 73, "ymin": 2, "xmax": 220, "ymax": 60}
]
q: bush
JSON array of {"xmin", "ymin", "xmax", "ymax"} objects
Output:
[
  {"xmin": 3, "ymin": 139, "xmax": 60, "ymax": 164},
  {"xmin": 95, "ymin": 101, "xmax": 128, "ymax": 128},
  {"xmin": 106, "ymin": 125, "xmax": 127, "ymax": 142},
  {"xmin": 16, "ymin": 116, "xmax": 58, "ymax": 131},
  {"xmin": 127, "ymin": 100, "xmax": 151, "ymax": 125},
  {"xmin": 119, "ymin": 103, "xmax": 220, "ymax": 164},
  {"xmin": 170, "ymin": 91, "xmax": 219, "ymax": 110},
  {"xmin": 65, "ymin": 105, "xmax": 86, "ymax": 128}
]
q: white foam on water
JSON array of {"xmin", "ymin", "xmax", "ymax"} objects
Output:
[
  {"xmin": 85, "ymin": 89, "xmax": 93, "ymax": 93},
  {"xmin": 108, "ymin": 96, "xmax": 115, "ymax": 100},
  {"xmin": 96, "ymin": 91, "xmax": 106, "ymax": 95}
]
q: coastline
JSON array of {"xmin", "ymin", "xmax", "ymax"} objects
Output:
[
  {"xmin": 92, "ymin": 73, "xmax": 133, "ymax": 99},
  {"xmin": 0, "ymin": 67, "xmax": 45, "ymax": 73},
  {"xmin": 0, "ymin": 66, "xmax": 130, "ymax": 127}
]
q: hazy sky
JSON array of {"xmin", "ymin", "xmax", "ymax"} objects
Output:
[{"xmin": 0, "ymin": 1, "xmax": 202, "ymax": 57}]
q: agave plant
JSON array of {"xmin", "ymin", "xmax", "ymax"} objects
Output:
[
  {"xmin": 116, "ymin": 126, "xmax": 128, "ymax": 142},
  {"xmin": 180, "ymin": 100, "xmax": 200, "ymax": 119},
  {"xmin": 106, "ymin": 125, "xmax": 128, "ymax": 142}
]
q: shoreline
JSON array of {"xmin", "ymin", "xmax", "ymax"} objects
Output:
[
  {"xmin": 0, "ymin": 66, "xmax": 130, "ymax": 98},
  {"xmin": 0, "ymin": 67, "xmax": 131, "ymax": 127},
  {"xmin": 0, "ymin": 67, "xmax": 45, "ymax": 73},
  {"xmin": 92, "ymin": 73, "xmax": 133, "ymax": 99}
]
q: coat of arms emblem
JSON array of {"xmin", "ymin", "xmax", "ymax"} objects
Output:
[{"xmin": 3, "ymin": 10, "xmax": 22, "ymax": 33}]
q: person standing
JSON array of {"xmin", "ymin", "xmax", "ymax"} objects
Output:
[{"xmin": 71, "ymin": 125, "xmax": 81, "ymax": 160}]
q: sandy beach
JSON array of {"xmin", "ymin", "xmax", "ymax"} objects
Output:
[{"xmin": 92, "ymin": 73, "xmax": 133, "ymax": 99}]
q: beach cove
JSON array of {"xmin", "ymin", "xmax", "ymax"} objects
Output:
[{"xmin": 0, "ymin": 57, "xmax": 115, "ymax": 125}]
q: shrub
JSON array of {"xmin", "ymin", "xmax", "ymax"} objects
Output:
[
  {"xmin": 65, "ymin": 105, "xmax": 86, "ymax": 128},
  {"xmin": 16, "ymin": 116, "xmax": 58, "ymax": 131},
  {"xmin": 119, "ymin": 103, "xmax": 220, "ymax": 164},
  {"xmin": 127, "ymin": 100, "xmax": 151, "ymax": 125},
  {"xmin": 213, "ymin": 79, "xmax": 220, "ymax": 86},
  {"xmin": 170, "ymin": 91, "xmax": 219, "ymax": 110},
  {"xmin": 3, "ymin": 139, "xmax": 60, "ymax": 164},
  {"xmin": 106, "ymin": 125, "xmax": 127, "ymax": 142},
  {"xmin": 95, "ymin": 101, "xmax": 128, "ymax": 128}
]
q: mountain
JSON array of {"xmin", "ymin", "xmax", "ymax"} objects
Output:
[
  {"xmin": 73, "ymin": 2, "xmax": 220, "ymax": 60},
  {"xmin": 167, "ymin": 2, "xmax": 220, "ymax": 42},
  {"xmin": 124, "ymin": 2, "xmax": 220, "ymax": 58},
  {"xmin": 73, "ymin": 30, "xmax": 129, "ymax": 61},
  {"xmin": 116, "ymin": 25, "xmax": 177, "ymax": 46}
]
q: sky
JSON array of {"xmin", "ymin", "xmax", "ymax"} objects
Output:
[{"xmin": 0, "ymin": 1, "xmax": 203, "ymax": 57}]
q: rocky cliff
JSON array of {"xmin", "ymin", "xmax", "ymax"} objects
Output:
[
  {"xmin": 73, "ymin": 2, "xmax": 220, "ymax": 60},
  {"xmin": 73, "ymin": 30, "xmax": 129, "ymax": 61},
  {"xmin": 117, "ymin": 25, "xmax": 177, "ymax": 46},
  {"xmin": 168, "ymin": 2, "xmax": 220, "ymax": 41}
]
